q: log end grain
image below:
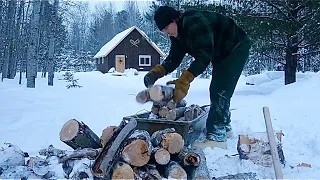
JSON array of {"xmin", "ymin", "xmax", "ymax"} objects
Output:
[
  {"xmin": 60, "ymin": 119, "xmax": 79, "ymax": 141},
  {"xmin": 154, "ymin": 148, "xmax": 171, "ymax": 165},
  {"xmin": 122, "ymin": 139, "xmax": 151, "ymax": 167},
  {"xmin": 149, "ymin": 85, "xmax": 164, "ymax": 102},
  {"xmin": 111, "ymin": 162, "xmax": 134, "ymax": 180},
  {"xmin": 162, "ymin": 133, "xmax": 184, "ymax": 154}
]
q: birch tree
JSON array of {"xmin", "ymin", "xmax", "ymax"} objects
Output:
[{"xmin": 27, "ymin": 0, "xmax": 41, "ymax": 88}]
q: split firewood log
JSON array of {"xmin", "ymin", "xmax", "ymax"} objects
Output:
[
  {"xmin": 91, "ymin": 119, "xmax": 137, "ymax": 179},
  {"xmin": 149, "ymin": 85, "xmax": 174, "ymax": 102},
  {"xmin": 160, "ymin": 161, "xmax": 187, "ymax": 180},
  {"xmin": 100, "ymin": 126, "xmax": 117, "ymax": 148},
  {"xmin": 58, "ymin": 148, "xmax": 101, "ymax": 163},
  {"xmin": 166, "ymin": 107, "xmax": 187, "ymax": 121},
  {"xmin": 136, "ymin": 89, "xmax": 150, "ymax": 104},
  {"xmin": 151, "ymin": 128, "xmax": 184, "ymax": 154},
  {"xmin": 111, "ymin": 161, "xmax": 134, "ymax": 180},
  {"xmin": 185, "ymin": 104, "xmax": 204, "ymax": 121},
  {"xmin": 150, "ymin": 147, "xmax": 171, "ymax": 165},
  {"xmin": 166, "ymin": 99, "xmax": 187, "ymax": 110},
  {"xmin": 159, "ymin": 106, "xmax": 169, "ymax": 118},
  {"xmin": 69, "ymin": 160, "xmax": 92, "ymax": 179},
  {"xmin": 185, "ymin": 146, "xmax": 211, "ymax": 180},
  {"xmin": 39, "ymin": 145, "xmax": 101, "ymax": 163},
  {"xmin": 171, "ymin": 146, "xmax": 201, "ymax": 167},
  {"xmin": 121, "ymin": 130, "xmax": 152, "ymax": 167},
  {"xmin": 59, "ymin": 119, "xmax": 101, "ymax": 150}
]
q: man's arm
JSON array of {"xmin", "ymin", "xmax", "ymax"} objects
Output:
[
  {"xmin": 161, "ymin": 36, "xmax": 187, "ymax": 75},
  {"xmin": 184, "ymin": 14, "xmax": 214, "ymax": 77}
]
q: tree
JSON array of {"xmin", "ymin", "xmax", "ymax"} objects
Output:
[{"xmin": 233, "ymin": 0, "xmax": 320, "ymax": 84}]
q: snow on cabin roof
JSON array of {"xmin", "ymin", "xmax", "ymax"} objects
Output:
[{"xmin": 94, "ymin": 26, "xmax": 165, "ymax": 59}]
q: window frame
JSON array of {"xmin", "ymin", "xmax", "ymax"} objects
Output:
[{"xmin": 138, "ymin": 55, "xmax": 151, "ymax": 66}]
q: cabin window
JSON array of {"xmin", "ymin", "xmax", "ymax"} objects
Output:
[
  {"xmin": 101, "ymin": 57, "xmax": 104, "ymax": 64},
  {"xmin": 139, "ymin": 55, "xmax": 151, "ymax": 66}
]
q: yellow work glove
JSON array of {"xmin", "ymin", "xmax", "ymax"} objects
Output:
[
  {"xmin": 166, "ymin": 70, "xmax": 195, "ymax": 103},
  {"xmin": 144, "ymin": 64, "xmax": 166, "ymax": 88}
]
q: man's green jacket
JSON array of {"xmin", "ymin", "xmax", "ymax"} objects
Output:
[{"xmin": 161, "ymin": 9, "xmax": 250, "ymax": 77}]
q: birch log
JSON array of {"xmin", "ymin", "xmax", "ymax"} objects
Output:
[{"xmin": 59, "ymin": 119, "xmax": 101, "ymax": 149}]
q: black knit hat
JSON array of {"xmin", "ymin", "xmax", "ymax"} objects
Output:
[{"xmin": 154, "ymin": 6, "xmax": 180, "ymax": 31}]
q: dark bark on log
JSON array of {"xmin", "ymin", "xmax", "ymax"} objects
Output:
[
  {"xmin": 150, "ymin": 147, "xmax": 171, "ymax": 165},
  {"xmin": 166, "ymin": 107, "xmax": 187, "ymax": 121},
  {"xmin": 185, "ymin": 105, "xmax": 204, "ymax": 121},
  {"xmin": 167, "ymin": 99, "xmax": 187, "ymax": 110},
  {"xmin": 121, "ymin": 130, "xmax": 152, "ymax": 167},
  {"xmin": 59, "ymin": 119, "xmax": 101, "ymax": 150},
  {"xmin": 147, "ymin": 164, "xmax": 162, "ymax": 180},
  {"xmin": 91, "ymin": 119, "xmax": 137, "ymax": 179},
  {"xmin": 151, "ymin": 103, "xmax": 161, "ymax": 115},
  {"xmin": 111, "ymin": 161, "xmax": 134, "ymax": 180},
  {"xmin": 162, "ymin": 161, "xmax": 187, "ymax": 179},
  {"xmin": 185, "ymin": 146, "xmax": 210, "ymax": 180},
  {"xmin": 133, "ymin": 166, "xmax": 149, "ymax": 180},
  {"xmin": 172, "ymin": 146, "xmax": 200, "ymax": 167},
  {"xmin": 100, "ymin": 126, "xmax": 117, "ymax": 148}
]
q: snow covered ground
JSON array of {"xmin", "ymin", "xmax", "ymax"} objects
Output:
[{"xmin": 1, "ymin": 69, "xmax": 319, "ymax": 179}]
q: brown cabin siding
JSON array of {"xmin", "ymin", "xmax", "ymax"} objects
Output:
[{"xmin": 96, "ymin": 28, "xmax": 161, "ymax": 73}]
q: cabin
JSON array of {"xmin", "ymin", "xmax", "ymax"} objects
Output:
[{"xmin": 93, "ymin": 26, "xmax": 165, "ymax": 73}]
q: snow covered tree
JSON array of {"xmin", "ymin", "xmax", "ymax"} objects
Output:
[{"xmin": 233, "ymin": 0, "xmax": 320, "ymax": 84}]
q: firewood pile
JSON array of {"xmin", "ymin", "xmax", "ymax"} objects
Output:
[
  {"xmin": 1, "ymin": 118, "xmax": 210, "ymax": 179},
  {"xmin": 136, "ymin": 85, "xmax": 207, "ymax": 121}
]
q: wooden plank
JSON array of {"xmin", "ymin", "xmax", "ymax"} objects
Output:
[{"xmin": 263, "ymin": 107, "xmax": 283, "ymax": 179}]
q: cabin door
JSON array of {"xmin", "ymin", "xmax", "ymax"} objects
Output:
[{"xmin": 115, "ymin": 55, "xmax": 125, "ymax": 73}]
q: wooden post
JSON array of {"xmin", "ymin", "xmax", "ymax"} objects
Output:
[{"xmin": 263, "ymin": 107, "xmax": 283, "ymax": 179}]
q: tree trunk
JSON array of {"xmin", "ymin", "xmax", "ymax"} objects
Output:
[
  {"xmin": 47, "ymin": 0, "xmax": 58, "ymax": 86},
  {"xmin": 2, "ymin": 0, "xmax": 16, "ymax": 80},
  {"xmin": 59, "ymin": 119, "xmax": 101, "ymax": 150},
  {"xmin": 27, "ymin": 0, "xmax": 41, "ymax": 88}
]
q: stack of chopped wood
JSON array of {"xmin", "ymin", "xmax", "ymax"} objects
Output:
[
  {"xmin": 136, "ymin": 85, "xmax": 206, "ymax": 121},
  {"xmin": 57, "ymin": 118, "xmax": 211, "ymax": 180}
]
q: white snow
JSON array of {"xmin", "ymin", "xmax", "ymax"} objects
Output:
[
  {"xmin": 93, "ymin": 26, "xmax": 165, "ymax": 59},
  {"xmin": 1, "ymin": 70, "xmax": 320, "ymax": 179}
]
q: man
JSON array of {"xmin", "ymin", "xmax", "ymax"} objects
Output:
[{"xmin": 144, "ymin": 6, "xmax": 251, "ymax": 148}]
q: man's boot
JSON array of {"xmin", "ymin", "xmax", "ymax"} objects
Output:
[{"xmin": 192, "ymin": 125, "xmax": 227, "ymax": 149}]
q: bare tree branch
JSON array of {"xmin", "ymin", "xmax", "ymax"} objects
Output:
[{"xmin": 259, "ymin": 52, "xmax": 286, "ymax": 65}]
